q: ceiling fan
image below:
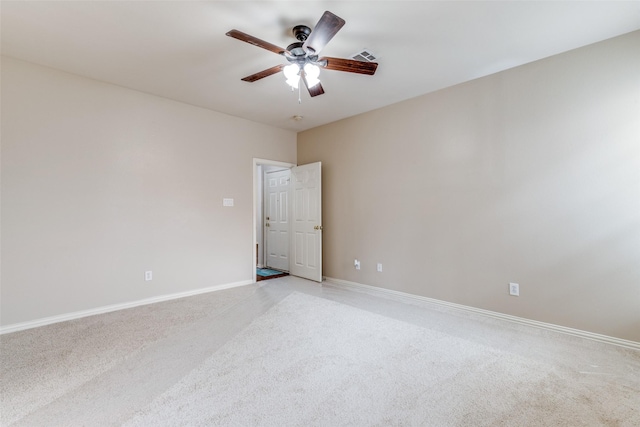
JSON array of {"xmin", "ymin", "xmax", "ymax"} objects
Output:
[{"xmin": 226, "ymin": 11, "xmax": 378, "ymax": 97}]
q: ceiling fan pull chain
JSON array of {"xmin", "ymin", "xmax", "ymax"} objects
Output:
[{"xmin": 298, "ymin": 83, "xmax": 302, "ymax": 104}]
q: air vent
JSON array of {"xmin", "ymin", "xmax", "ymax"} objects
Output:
[{"xmin": 351, "ymin": 49, "xmax": 378, "ymax": 62}]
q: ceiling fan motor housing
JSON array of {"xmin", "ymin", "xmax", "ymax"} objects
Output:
[
  {"xmin": 292, "ymin": 25, "xmax": 311, "ymax": 42},
  {"xmin": 287, "ymin": 24, "xmax": 321, "ymax": 66},
  {"xmin": 286, "ymin": 42, "xmax": 306, "ymax": 58}
]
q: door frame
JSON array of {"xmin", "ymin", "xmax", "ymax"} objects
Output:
[{"xmin": 252, "ymin": 158, "xmax": 296, "ymax": 283}]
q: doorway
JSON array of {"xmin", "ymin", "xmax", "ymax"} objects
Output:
[
  {"xmin": 252, "ymin": 158, "xmax": 323, "ymax": 284},
  {"xmin": 253, "ymin": 159, "xmax": 295, "ymax": 283}
]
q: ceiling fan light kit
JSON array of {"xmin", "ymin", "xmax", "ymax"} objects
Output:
[
  {"xmin": 282, "ymin": 62, "xmax": 321, "ymax": 90},
  {"xmin": 226, "ymin": 11, "xmax": 378, "ymax": 100}
]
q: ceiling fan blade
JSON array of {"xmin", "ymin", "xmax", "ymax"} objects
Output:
[
  {"xmin": 319, "ymin": 57, "xmax": 378, "ymax": 75},
  {"xmin": 226, "ymin": 29, "xmax": 288, "ymax": 56},
  {"xmin": 301, "ymin": 74, "xmax": 325, "ymax": 97},
  {"xmin": 303, "ymin": 11, "xmax": 345, "ymax": 55},
  {"xmin": 241, "ymin": 64, "xmax": 285, "ymax": 82}
]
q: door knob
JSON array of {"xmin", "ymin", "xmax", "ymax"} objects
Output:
[{"xmin": 266, "ymin": 216, "xmax": 270, "ymax": 220}]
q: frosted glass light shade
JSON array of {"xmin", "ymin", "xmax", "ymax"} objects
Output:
[
  {"xmin": 283, "ymin": 64, "xmax": 300, "ymax": 89},
  {"xmin": 304, "ymin": 63, "xmax": 321, "ymax": 87}
]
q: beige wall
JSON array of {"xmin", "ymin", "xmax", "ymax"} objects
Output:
[
  {"xmin": 298, "ymin": 31, "xmax": 640, "ymax": 341},
  {"xmin": 1, "ymin": 57, "xmax": 296, "ymax": 326}
]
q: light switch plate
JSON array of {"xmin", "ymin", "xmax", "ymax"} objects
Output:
[
  {"xmin": 223, "ymin": 198, "xmax": 234, "ymax": 207},
  {"xmin": 509, "ymin": 282, "xmax": 519, "ymax": 296}
]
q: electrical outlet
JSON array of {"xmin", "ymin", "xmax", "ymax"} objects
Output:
[
  {"xmin": 145, "ymin": 271, "xmax": 153, "ymax": 281},
  {"xmin": 354, "ymin": 259, "xmax": 361, "ymax": 270},
  {"xmin": 377, "ymin": 263, "xmax": 383, "ymax": 272},
  {"xmin": 509, "ymin": 282, "xmax": 519, "ymax": 296}
]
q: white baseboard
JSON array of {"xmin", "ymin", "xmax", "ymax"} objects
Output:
[
  {"xmin": 0, "ymin": 279, "xmax": 254, "ymax": 335},
  {"xmin": 324, "ymin": 277, "xmax": 640, "ymax": 351}
]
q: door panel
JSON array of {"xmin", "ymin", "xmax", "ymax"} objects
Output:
[
  {"xmin": 294, "ymin": 232, "xmax": 304, "ymax": 267},
  {"xmin": 290, "ymin": 162, "xmax": 322, "ymax": 282},
  {"xmin": 265, "ymin": 169, "xmax": 290, "ymax": 271},
  {"xmin": 306, "ymin": 233, "xmax": 317, "ymax": 269}
]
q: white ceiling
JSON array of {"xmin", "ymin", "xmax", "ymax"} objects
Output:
[{"xmin": 2, "ymin": 1, "xmax": 639, "ymax": 132}]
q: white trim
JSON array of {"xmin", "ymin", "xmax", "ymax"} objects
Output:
[
  {"xmin": 324, "ymin": 277, "xmax": 640, "ymax": 351},
  {"xmin": 0, "ymin": 280, "xmax": 254, "ymax": 335}
]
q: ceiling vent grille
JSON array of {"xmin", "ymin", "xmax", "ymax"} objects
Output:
[{"xmin": 351, "ymin": 49, "xmax": 378, "ymax": 62}]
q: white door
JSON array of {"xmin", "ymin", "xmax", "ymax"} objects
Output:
[
  {"xmin": 265, "ymin": 169, "xmax": 290, "ymax": 271},
  {"xmin": 290, "ymin": 162, "xmax": 322, "ymax": 282}
]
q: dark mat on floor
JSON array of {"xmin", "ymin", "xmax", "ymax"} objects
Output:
[
  {"xmin": 257, "ymin": 268, "xmax": 285, "ymax": 277},
  {"xmin": 256, "ymin": 268, "xmax": 288, "ymax": 281}
]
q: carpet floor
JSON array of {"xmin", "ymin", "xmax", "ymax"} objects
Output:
[{"xmin": 1, "ymin": 276, "xmax": 639, "ymax": 426}]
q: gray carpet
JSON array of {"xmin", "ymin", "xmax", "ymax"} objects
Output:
[{"xmin": 2, "ymin": 277, "xmax": 639, "ymax": 426}]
